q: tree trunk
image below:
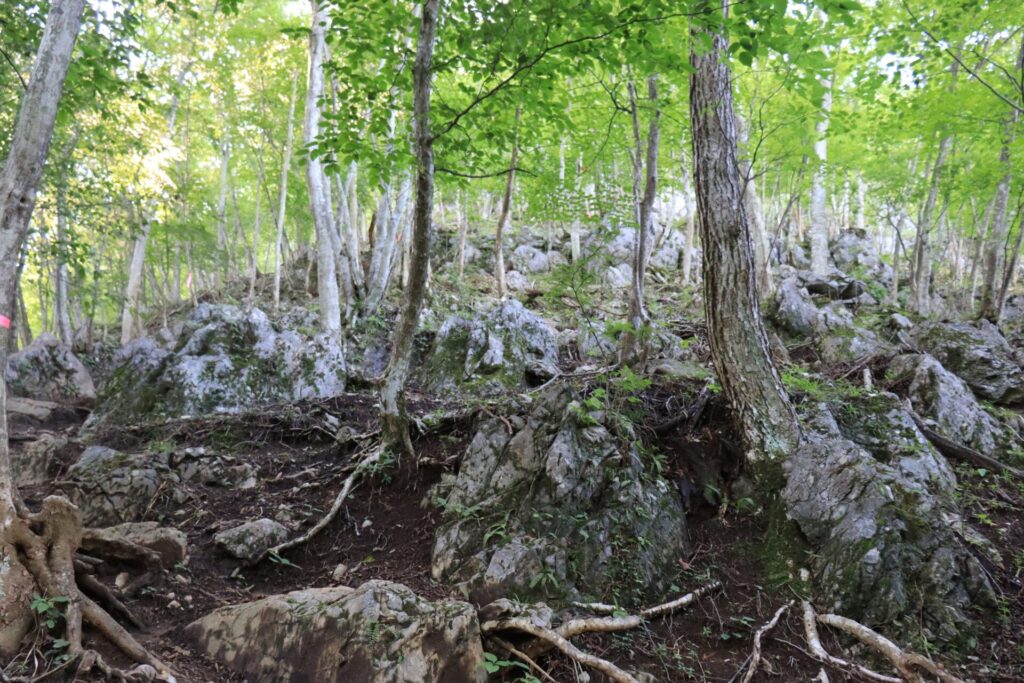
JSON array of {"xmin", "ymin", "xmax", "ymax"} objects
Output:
[
  {"xmin": 0, "ymin": 1, "xmax": 165, "ymax": 669},
  {"xmin": 120, "ymin": 207, "xmax": 150, "ymax": 345},
  {"xmin": 911, "ymin": 133, "xmax": 953, "ymax": 316},
  {"xmin": 494, "ymin": 107, "xmax": 521, "ymax": 299},
  {"xmin": 54, "ymin": 186, "xmax": 74, "ymax": 345},
  {"xmin": 306, "ymin": 0, "xmax": 342, "ymax": 335},
  {"xmin": 809, "ymin": 79, "xmax": 832, "ymax": 275},
  {"xmin": 622, "ymin": 76, "xmax": 660, "ymax": 363},
  {"xmin": 379, "ymin": 0, "xmax": 439, "ymax": 457},
  {"xmin": 689, "ymin": 2, "xmax": 800, "ymax": 476},
  {"xmin": 273, "ymin": 69, "xmax": 299, "ymax": 311},
  {"xmin": 978, "ymin": 37, "xmax": 1024, "ymax": 322}
]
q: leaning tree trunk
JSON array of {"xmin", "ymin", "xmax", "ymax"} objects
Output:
[
  {"xmin": 379, "ymin": 0, "xmax": 439, "ymax": 457},
  {"xmin": 689, "ymin": 2, "xmax": 800, "ymax": 479},
  {"xmin": 911, "ymin": 133, "xmax": 953, "ymax": 316},
  {"xmin": 306, "ymin": 0, "xmax": 343, "ymax": 335},
  {"xmin": 809, "ymin": 79, "xmax": 832, "ymax": 275},
  {"xmin": 494, "ymin": 107, "xmax": 521, "ymax": 299}
]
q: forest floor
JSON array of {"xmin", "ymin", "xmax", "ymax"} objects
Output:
[{"xmin": 12, "ymin": 369, "xmax": 1024, "ymax": 682}]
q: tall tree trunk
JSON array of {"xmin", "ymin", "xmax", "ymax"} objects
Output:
[
  {"xmin": 494, "ymin": 107, "xmax": 521, "ymax": 299},
  {"xmin": 622, "ymin": 76, "xmax": 660, "ymax": 362},
  {"xmin": 997, "ymin": 207, "xmax": 1024, "ymax": 309},
  {"xmin": 273, "ymin": 69, "xmax": 299, "ymax": 311},
  {"xmin": 689, "ymin": 2, "xmax": 800, "ymax": 476},
  {"xmin": 979, "ymin": 37, "xmax": 1024, "ymax": 322},
  {"xmin": 306, "ymin": 0, "xmax": 342, "ymax": 335},
  {"xmin": 456, "ymin": 190, "xmax": 468, "ymax": 279},
  {"xmin": 379, "ymin": 0, "xmax": 439, "ymax": 456},
  {"xmin": 737, "ymin": 114, "xmax": 771, "ymax": 294},
  {"xmin": 54, "ymin": 186, "xmax": 74, "ymax": 345},
  {"xmin": 0, "ymin": 2, "xmax": 167, "ymax": 669},
  {"xmin": 120, "ymin": 204, "xmax": 150, "ymax": 345},
  {"xmin": 809, "ymin": 79, "xmax": 832, "ymax": 275},
  {"xmin": 911, "ymin": 133, "xmax": 953, "ymax": 316}
]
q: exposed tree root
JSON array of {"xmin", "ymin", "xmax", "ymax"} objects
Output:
[
  {"xmin": 801, "ymin": 601, "xmax": 900, "ymax": 683},
  {"xmin": 3, "ymin": 496, "xmax": 175, "ymax": 681},
  {"xmin": 251, "ymin": 443, "xmax": 386, "ymax": 565},
  {"xmin": 739, "ymin": 601, "xmax": 791, "ymax": 683},
  {"xmin": 482, "ymin": 618, "xmax": 640, "ymax": 683},
  {"xmin": 485, "ymin": 581, "xmax": 722, "ymax": 682},
  {"xmin": 816, "ymin": 613, "xmax": 965, "ymax": 683},
  {"xmin": 490, "ymin": 636, "xmax": 558, "ymax": 683}
]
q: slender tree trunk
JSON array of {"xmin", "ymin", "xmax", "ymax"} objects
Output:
[
  {"xmin": 997, "ymin": 207, "xmax": 1024, "ymax": 310},
  {"xmin": 379, "ymin": 0, "xmax": 439, "ymax": 456},
  {"xmin": 809, "ymin": 79, "xmax": 832, "ymax": 275},
  {"xmin": 306, "ymin": 0, "xmax": 342, "ymax": 335},
  {"xmin": 856, "ymin": 172, "xmax": 866, "ymax": 233},
  {"xmin": 570, "ymin": 153, "xmax": 583, "ymax": 262},
  {"xmin": 622, "ymin": 76, "xmax": 660, "ymax": 362},
  {"xmin": 689, "ymin": 1, "xmax": 800, "ymax": 476},
  {"xmin": 979, "ymin": 37, "xmax": 1024, "ymax": 322},
  {"xmin": 120, "ymin": 205, "xmax": 150, "ymax": 345},
  {"xmin": 494, "ymin": 107, "xmax": 521, "ymax": 299},
  {"xmin": 456, "ymin": 190, "xmax": 468, "ymax": 279},
  {"xmin": 273, "ymin": 69, "xmax": 299, "ymax": 311},
  {"xmin": 966, "ymin": 195, "xmax": 994, "ymax": 309},
  {"xmin": 911, "ymin": 133, "xmax": 953, "ymax": 316},
  {"xmin": 737, "ymin": 113, "xmax": 771, "ymax": 293},
  {"xmin": 54, "ymin": 186, "xmax": 74, "ymax": 345}
]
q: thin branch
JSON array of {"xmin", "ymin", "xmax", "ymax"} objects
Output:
[{"xmin": 0, "ymin": 45, "xmax": 28, "ymax": 90}]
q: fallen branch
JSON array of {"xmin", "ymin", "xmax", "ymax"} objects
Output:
[
  {"xmin": 740, "ymin": 601, "xmax": 791, "ymax": 683},
  {"xmin": 816, "ymin": 613, "xmax": 965, "ymax": 683},
  {"xmin": 482, "ymin": 618, "xmax": 639, "ymax": 683},
  {"xmin": 908, "ymin": 410, "xmax": 1024, "ymax": 478},
  {"xmin": 800, "ymin": 601, "xmax": 900, "ymax": 683},
  {"xmin": 250, "ymin": 444, "xmax": 386, "ymax": 565}
]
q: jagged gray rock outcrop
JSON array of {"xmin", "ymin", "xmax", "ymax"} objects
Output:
[
  {"xmin": 913, "ymin": 320, "xmax": 1024, "ymax": 404},
  {"xmin": 5, "ymin": 333, "xmax": 95, "ymax": 405},
  {"xmin": 184, "ymin": 580, "xmax": 486, "ymax": 682},
  {"xmin": 830, "ymin": 229, "xmax": 893, "ymax": 285},
  {"xmin": 84, "ymin": 304, "xmax": 346, "ymax": 431},
  {"xmin": 426, "ymin": 300, "xmax": 559, "ymax": 390},
  {"xmin": 783, "ymin": 394, "xmax": 994, "ymax": 640},
  {"xmin": 84, "ymin": 522, "xmax": 188, "ymax": 568},
  {"xmin": 431, "ymin": 384, "xmax": 686, "ymax": 605},
  {"xmin": 889, "ymin": 353, "xmax": 1008, "ymax": 454}
]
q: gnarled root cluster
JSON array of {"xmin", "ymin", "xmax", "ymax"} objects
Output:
[{"xmin": 2, "ymin": 495, "xmax": 175, "ymax": 682}]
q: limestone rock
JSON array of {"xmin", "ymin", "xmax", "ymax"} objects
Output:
[
  {"xmin": 426, "ymin": 300, "xmax": 559, "ymax": 391},
  {"xmin": 11, "ymin": 433, "xmax": 67, "ymax": 487},
  {"xmin": 913, "ymin": 320, "xmax": 1024, "ymax": 404},
  {"xmin": 773, "ymin": 277, "xmax": 819, "ymax": 337},
  {"xmin": 184, "ymin": 580, "xmax": 486, "ymax": 682},
  {"xmin": 889, "ymin": 353, "xmax": 1007, "ymax": 455},
  {"xmin": 215, "ymin": 519, "xmax": 289, "ymax": 562},
  {"xmin": 432, "ymin": 384, "xmax": 686, "ymax": 605},
  {"xmin": 5, "ymin": 333, "xmax": 95, "ymax": 406},
  {"xmin": 85, "ymin": 304, "xmax": 346, "ymax": 431},
  {"xmin": 67, "ymin": 447, "xmax": 168, "ymax": 526},
  {"xmin": 510, "ymin": 244, "xmax": 551, "ymax": 273},
  {"xmin": 783, "ymin": 396, "xmax": 993, "ymax": 640}
]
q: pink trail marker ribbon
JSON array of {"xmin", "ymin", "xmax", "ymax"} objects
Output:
[{"xmin": 0, "ymin": 314, "xmax": 11, "ymax": 329}]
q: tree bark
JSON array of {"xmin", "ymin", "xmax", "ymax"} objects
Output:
[
  {"xmin": 809, "ymin": 79, "xmax": 832, "ymax": 275},
  {"xmin": 978, "ymin": 37, "xmax": 1024, "ymax": 322},
  {"xmin": 911, "ymin": 133, "xmax": 953, "ymax": 316},
  {"xmin": 689, "ymin": 1, "xmax": 800, "ymax": 475},
  {"xmin": 306, "ymin": 0, "xmax": 342, "ymax": 335},
  {"xmin": 622, "ymin": 76, "xmax": 659, "ymax": 363},
  {"xmin": 273, "ymin": 69, "xmax": 299, "ymax": 311},
  {"xmin": 379, "ymin": 0, "xmax": 439, "ymax": 456},
  {"xmin": 494, "ymin": 107, "xmax": 521, "ymax": 299}
]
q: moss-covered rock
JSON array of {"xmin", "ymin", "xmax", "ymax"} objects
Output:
[
  {"xmin": 913, "ymin": 320, "xmax": 1024, "ymax": 404},
  {"xmin": 783, "ymin": 400, "xmax": 994, "ymax": 642},
  {"xmin": 5, "ymin": 333, "xmax": 96, "ymax": 406},
  {"xmin": 184, "ymin": 580, "xmax": 486, "ymax": 682},
  {"xmin": 84, "ymin": 304, "xmax": 346, "ymax": 431},
  {"xmin": 424, "ymin": 300, "xmax": 558, "ymax": 392},
  {"xmin": 431, "ymin": 384, "xmax": 686, "ymax": 606}
]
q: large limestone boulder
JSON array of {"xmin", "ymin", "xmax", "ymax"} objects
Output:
[
  {"xmin": 912, "ymin": 320, "xmax": 1024, "ymax": 404},
  {"xmin": 889, "ymin": 353, "xmax": 1008, "ymax": 454},
  {"xmin": 215, "ymin": 519, "xmax": 289, "ymax": 563},
  {"xmin": 5, "ymin": 333, "xmax": 95, "ymax": 405},
  {"xmin": 85, "ymin": 304, "xmax": 346, "ymax": 430},
  {"xmin": 82, "ymin": 522, "xmax": 188, "ymax": 568},
  {"xmin": 184, "ymin": 580, "xmax": 486, "ymax": 683},
  {"xmin": 426, "ymin": 300, "xmax": 559, "ymax": 391},
  {"xmin": 432, "ymin": 385, "xmax": 687, "ymax": 605},
  {"xmin": 510, "ymin": 244, "xmax": 557, "ymax": 273},
  {"xmin": 830, "ymin": 229, "xmax": 893, "ymax": 285},
  {"xmin": 783, "ymin": 395, "xmax": 993, "ymax": 640},
  {"xmin": 10, "ymin": 433, "xmax": 68, "ymax": 487},
  {"xmin": 773, "ymin": 277, "xmax": 820, "ymax": 337}
]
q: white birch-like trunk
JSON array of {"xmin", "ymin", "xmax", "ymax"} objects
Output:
[
  {"xmin": 809, "ymin": 81, "xmax": 832, "ymax": 275},
  {"xmin": 273, "ymin": 69, "xmax": 299, "ymax": 311}
]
